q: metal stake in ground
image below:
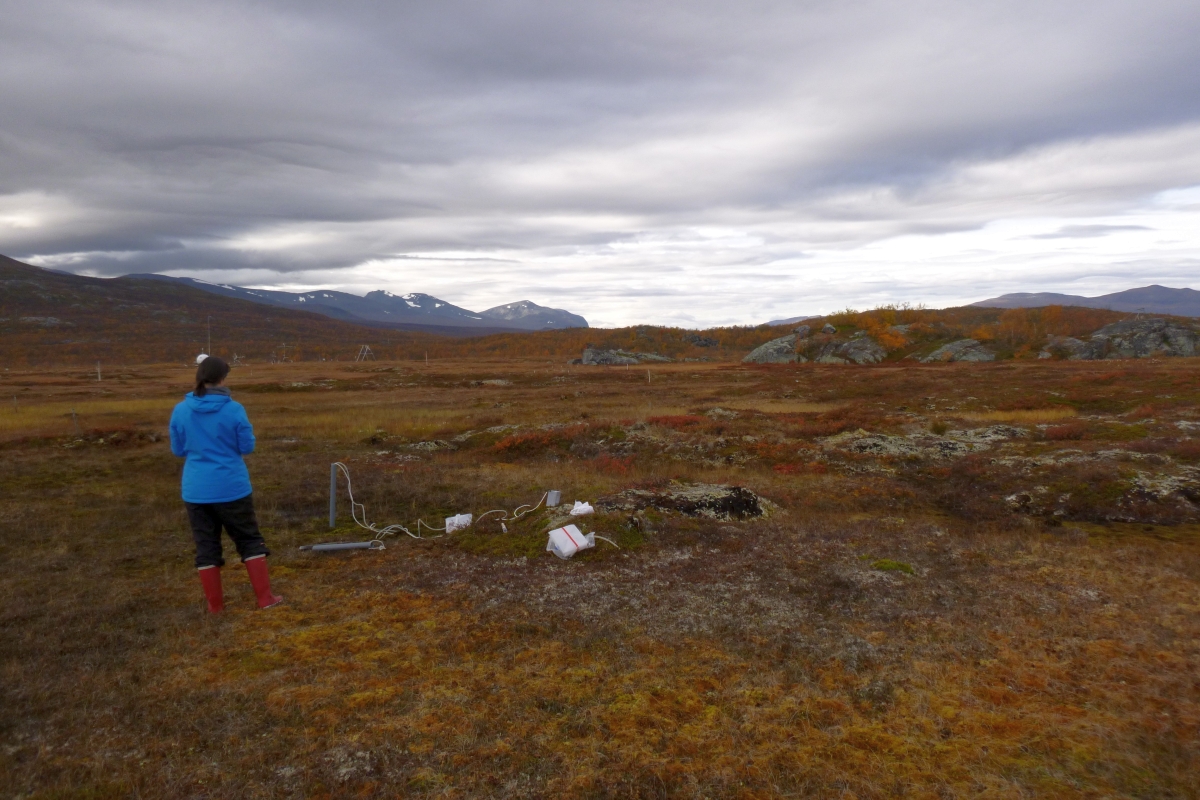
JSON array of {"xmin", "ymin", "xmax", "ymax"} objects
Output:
[{"xmin": 329, "ymin": 463, "xmax": 337, "ymax": 528}]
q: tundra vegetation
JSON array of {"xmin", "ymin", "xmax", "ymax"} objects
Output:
[{"xmin": 2, "ymin": 353, "xmax": 1199, "ymax": 798}]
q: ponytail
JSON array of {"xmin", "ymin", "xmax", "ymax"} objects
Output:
[{"xmin": 194, "ymin": 357, "xmax": 230, "ymax": 396}]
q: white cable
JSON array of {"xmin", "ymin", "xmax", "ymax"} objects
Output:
[
  {"xmin": 333, "ymin": 462, "xmax": 425, "ymax": 540},
  {"xmin": 593, "ymin": 535, "xmax": 620, "ymax": 549},
  {"xmin": 332, "ymin": 463, "xmax": 550, "ymax": 543},
  {"xmin": 475, "ymin": 492, "xmax": 549, "ymax": 525}
]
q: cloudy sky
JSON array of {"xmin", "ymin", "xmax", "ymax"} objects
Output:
[{"xmin": 2, "ymin": 0, "xmax": 1199, "ymax": 327}]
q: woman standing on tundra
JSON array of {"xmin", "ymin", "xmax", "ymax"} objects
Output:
[{"xmin": 169, "ymin": 356, "xmax": 282, "ymax": 613}]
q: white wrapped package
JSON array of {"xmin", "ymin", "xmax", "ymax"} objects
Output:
[
  {"xmin": 546, "ymin": 524, "xmax": 595, "ymax": 559},
  {"xmin": 445, "ymin": 513, "xmax": 473, "ymax": 533},
  {"xmin": 569, "ymin": 501, "xmax": 594, "ymax": 516}
]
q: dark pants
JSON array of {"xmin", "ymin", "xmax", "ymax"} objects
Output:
[{"xmin": 185, "ymin": 493, "xmax": 270, "ymax": 569}]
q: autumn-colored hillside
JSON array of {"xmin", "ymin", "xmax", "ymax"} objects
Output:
[{"xmin": 0, "ymin": 255, "xmax": 451, "ymax": 367}]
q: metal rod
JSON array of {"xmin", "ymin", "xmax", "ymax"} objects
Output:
[
  {"xmin": 301, "ymin": 541, "xmax": 379, "ymax": 552},
  {"xmin": 329, "ymin": 463, "xmax": 337, "ymax": 528}
]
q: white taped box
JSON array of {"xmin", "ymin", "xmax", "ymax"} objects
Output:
[
  {"xmin": 445, "ymin": 513, "xmax": 473, "ymax": 533},
  {"xmin": 546, "ymin": 524, "xmax": 595, "ymax": 559}
]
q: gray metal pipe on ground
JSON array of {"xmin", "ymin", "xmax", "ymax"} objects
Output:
[{"xmin": 300, "ymin": 541, "xmax": 380, "ymax": 552}]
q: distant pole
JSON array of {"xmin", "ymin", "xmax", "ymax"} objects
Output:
[
  {"xmin": 329, "ymin": 464, "xmax": 337, "ymax": 529},
  {"xmin": 207, "ymin": 316, "xmax": 212, "ymax": 354},
  {"xmin": 71, "ymin": 408, "xmax": 80, "ymax": 434},
  {"xmin": 647, "ymin": 369, "xmax": 651, "ymax": 384},
  {"xmin": 425, "ymin": 351, "xmax": 428, "ymax": 366},
  {"xmin": 96, "ymin": 362, "xmax": 102, "ymax": 382}
]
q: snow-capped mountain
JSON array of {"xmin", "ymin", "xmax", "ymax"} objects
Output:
[
  {"xmin": 480, "ymin": 300, "xmax": 588, "ymax": 330},
  {"xmin": 126, "ymin": 275, "xmax": 588, "ymax": 331}
]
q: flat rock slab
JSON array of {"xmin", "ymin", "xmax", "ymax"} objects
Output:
[{"xmin": 596, "ymin": 483, "xmax": 772, "ymax": 520}]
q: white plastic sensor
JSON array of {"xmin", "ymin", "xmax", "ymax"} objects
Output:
[
  {"xmin": 547, "ymin": 490, "xmax": 562, "ymax": 507},
  {"xmin": 445, "ymin": 513, "xmax": 473, "ymax": 533}
]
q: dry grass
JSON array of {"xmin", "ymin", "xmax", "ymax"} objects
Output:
[
  {"xmin": 960, "ymin": 407, "xmax": 1078, "ymax": 423},
  {"xmin": 2, "ymin": 357, "xmax": 1199, "ymax": 798}
]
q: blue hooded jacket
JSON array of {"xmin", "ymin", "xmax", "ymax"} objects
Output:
[{"xmin": 169, "ymin": 391, "xmax": 256, "ymax": 504}]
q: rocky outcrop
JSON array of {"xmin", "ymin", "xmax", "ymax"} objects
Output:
[
  {"xmin": 841, "ymin": 335, "xmax": 888, "ymax": 364},
  {"xmin": 820, "ymin": 425, "xmax": 1026, "ymax": 459},
  {"xmin": 793, "ymin": 324, "xmax": 811, "ymax": 338},
  {"xmin": 809, "ymin": 332, "xmax": 887, "ymax": 365},
  {"xmin": 597, "ymin": 483, "xmax": 772, "ymax": 520},
  {"xmin": 743, "ymin": 334, "xmax": 803, "ymax": 364},
  {"xmin": 1040, "ymin": 319, "xmax": 1200, "ymax": 360},
  {"xmin": 821, "ymin": 323, "xmax": 837, "ymax": 334},
  {"xmin": 683, "ymin": 333, "xmax": 718, "ymax": 347},
  {"xmin": 581, "ymin": 348, "xmax": 673, "ymax": 365},
  {"xmin": 1092, "ymin": 319, "xmax": 1198, "ymax": 358},
  {"xmin": 920, "ymin": 339, "xmax": 996, "ymax": 363},
  {"xmin": 1040, "ymin": 335, "xmax": 1104, "ymax": 360}
]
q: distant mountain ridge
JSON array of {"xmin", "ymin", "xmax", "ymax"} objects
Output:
[
  {"xmin": 128, "ymin": 274, "xmax": 588, "ymax": 331},
  {"xmin": 766, "ymin": 314, "xmax": 819, "ymax": 326},
  {"xmin": 971, "ymin": 285, "xmax": 1200, "ymax": 317}
]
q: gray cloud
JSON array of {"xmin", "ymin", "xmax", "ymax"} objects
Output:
[
  {"xmin": 1028, "ymin": 224, "xmax": 1153, "ymax": 239},
  {"xmin": 2, "ymin": 0, "xmax": 1200, "ymax": 325}
]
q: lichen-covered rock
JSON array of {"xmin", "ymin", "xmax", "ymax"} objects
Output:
[
  {"xmin": 743, "ymin": 334, "xmax": 803, "ymax": 364},
  {"xmin": 597, "ymin": 482, "xmax": 772, "ymax": 520},
  {"xmin": 1129, "ymin": 467, "xmax": 1200, "ymax": 504},
  {"xmin": 1091, "ymin": 318, "xmax": 1199, "ymax": 358},
  {"xmin": 581, "ymin": 348, "xmax": 638, "ymax": 365},
  {"xmin": 807, "ymin": 334, "xmax": 887, "ymax": 365},
  {"xmin": 793, "ymin": 324, "xmax": 811, "ymax": 338},
  {"xmin": 821, "ymin": 323, "xmax": 837, "ymax": 334},
  {"xmin": 582, "ymin": 348, "xmax": 672, "ymax": 365},
  {"xmin": 1042, "ymin": 319, "xmax": 1200, "ymax": 360},
  {"xmin": 403, "ymin": 439, "xmax": 457, "ymax": 452},
  {"xmin": 820, "ymin": 429, "xmax": 975, "ymax": 458},
  {"xmin": 632, "ymin": 352, "xmax": 674, "ymax": 363},
  {"xmin": 920, "ymin": 339, "xmax": 996, "ymax": 363},
  {"xmin": 1041, "ymin": 335, "xmax": 1105, "ymax": 360},
  {"xmin": 819, "ymin": 425, "xmax": 1024, "ymax": 459},
  {"xmin": 815, "ymin": 353, "xmax": 848, "ymax": 364},
  {"xmin": 837, "ymin": 335, "xmax": 887, "ymax": 364}
]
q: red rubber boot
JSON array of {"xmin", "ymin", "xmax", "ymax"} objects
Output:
[
  {"xmin": 198, "ymin": 566, "xmax": 224, "ymax": 613},
  {"xmin": 244, "ymin": 555, "xmax": 283, "ymax": 609}
]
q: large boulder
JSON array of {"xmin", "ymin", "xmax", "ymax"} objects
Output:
[
  {"xmin": 838, "ymin": 334, "xmax": 888, "ymax": 364},
  {"xmin": 920, "ymin": 339, "xmax": 996, "ymax": 363},
  {"xmin": 743, "ymin": 334, "xmax": 803, "ymax": 364},
  {"xmin": 1092, "ymin": 318, "xmax": 1199, "ymax": 358},
  {"xmin": 1040, "ymin": 319, "xmax": 1200, "ymax": 360},
  {"xmin": 808, "ymin": 333, "xmax": 887, "ymax": 365},
  {"xmin": 582, "ymin": 348, "xmax": 636, "ymax": 365},
  {"xmin": 1040, "ymin": 335, "xmax": 1105, "ymax": 360}
]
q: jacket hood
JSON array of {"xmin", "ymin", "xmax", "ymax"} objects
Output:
[{"xmin": 185, "ymin": 392, "xmax": 232, "ymax": 413}]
